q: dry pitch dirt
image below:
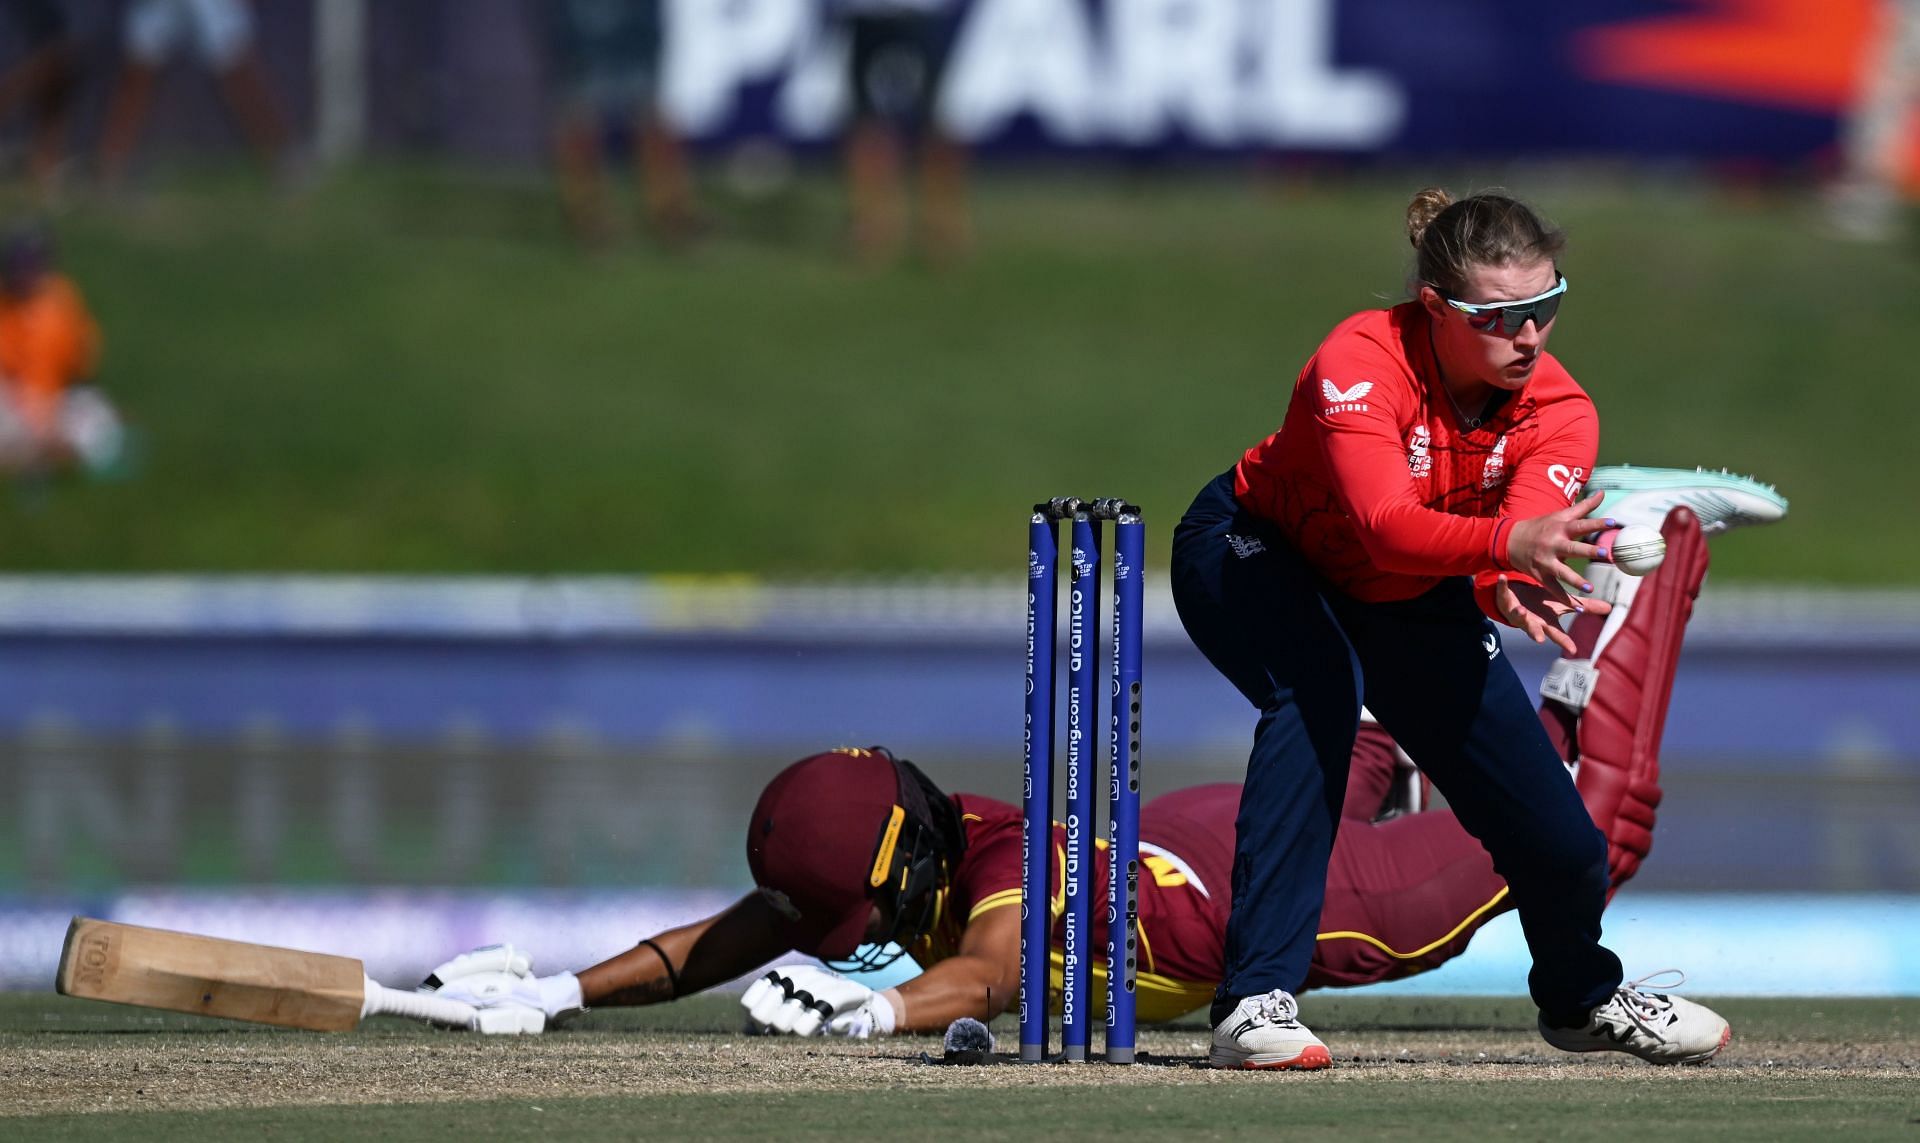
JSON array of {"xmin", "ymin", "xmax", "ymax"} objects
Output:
[{"xmin": 5, "ymin": 1017, "xmax": 1915, "ymax": 1119}]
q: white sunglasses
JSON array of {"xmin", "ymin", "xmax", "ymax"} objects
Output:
[{"xmin": 1441, "ymin": 275, "xmax": 1569, "ymax": 335}]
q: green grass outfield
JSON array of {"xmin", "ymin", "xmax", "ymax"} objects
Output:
[
  {"xmin": 4, "ymin": 992, "xmax": 1916, "ymax": 1140},
  {"xmin": 2, "ymin": 165, "xmax": 1912, "ymax": 580}
]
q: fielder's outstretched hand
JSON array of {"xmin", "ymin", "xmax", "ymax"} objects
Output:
[
  {"xmin": 1506, "ymin": 492, "xmax": 1613, "ymax": 592},
  {"xmin": 742, "ymin": 965, "xmax": 892, "ymax": 1037}
]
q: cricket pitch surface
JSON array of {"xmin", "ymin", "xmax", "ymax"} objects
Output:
[{"xmin": 3, "ymin": 994, "xmax": 1915, "ymax": 1140}]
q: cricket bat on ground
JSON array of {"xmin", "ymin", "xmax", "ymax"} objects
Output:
[{"xmin": 55, "ymin": 916, "xmax": 481, "ymax": 1032}]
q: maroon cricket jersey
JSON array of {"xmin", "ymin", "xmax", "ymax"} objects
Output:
[
  {"xmin": 906, "ymin": 792, "xmax": 1227, "ymax": 1021},
  {"xmin": 909, "ymin": 728, "xmax": 1510, "ymax": 1016}
]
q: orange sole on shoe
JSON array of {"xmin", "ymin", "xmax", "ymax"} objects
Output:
[
  {"xmin": 1240, "ymin": 1046, "xmax": 1333, "ymax": 1070},
  {"xmin": 1679, "ymin": 1025, "xmax": 1733, "ymax": 1065}
]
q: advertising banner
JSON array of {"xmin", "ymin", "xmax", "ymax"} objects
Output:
[
  {"xmin": 641, "ymin": 0, "xmax": 1892, "ymax": 162},
  {"xmin": 9, "ymin": 2, "xmax": 1894, "ymax": 168}
]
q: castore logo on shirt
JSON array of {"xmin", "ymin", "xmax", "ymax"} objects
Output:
[{"xmin": 1320, "ymin": 379, "xmax": 1373, "ymax": 414}]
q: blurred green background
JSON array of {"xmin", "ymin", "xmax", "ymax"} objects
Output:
[{"xmin": 5, "ymin": 165, "xmax": 1909, "ymax": 582}]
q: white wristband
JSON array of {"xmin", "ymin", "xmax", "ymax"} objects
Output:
[
  {"xmin": 536, "ymin": 971, "xmax": 584, "ymax": 1020},
  {"xmin": 870, "ymin": 988, "xmax": 900, "ymax": 1036}
]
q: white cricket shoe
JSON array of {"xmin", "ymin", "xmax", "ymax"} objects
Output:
[
  {"xmin": 1210, "ymin": 989, "xmax": 1332, "ymax": 1070},
  {"xmin": 1584, "ymin": 466, "xmax": 1787, "ymax": 536},
  {"xmin": 1538, "ymin": 973, "xmax": 1731, "ymax": 1065}
]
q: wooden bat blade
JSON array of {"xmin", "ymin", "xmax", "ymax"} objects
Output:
[{"xmin": 55, "ymin": 916, "xmax": 368, "ymax": 1032}]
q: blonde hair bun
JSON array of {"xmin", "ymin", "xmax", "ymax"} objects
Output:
[{"xmin": 1406, "ymin": 187, "xmax": 1455, "ymax": 249}]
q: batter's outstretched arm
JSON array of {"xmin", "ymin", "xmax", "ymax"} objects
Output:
[
  {"xmin": 577, "ymin": 893, "xmax": 792, "ymax": 1007},
  {"xmin": 888, "ymin": 903, "xmax": 1020, "ymax": 1032}
]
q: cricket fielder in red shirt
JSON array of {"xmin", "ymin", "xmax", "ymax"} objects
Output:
[{"xmin": 1168, "ymin": 187, "xmax": 1738, "ymax": 1069}]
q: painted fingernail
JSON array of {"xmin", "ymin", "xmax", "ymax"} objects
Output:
[
  {"xmin": 1604, "ymin": 518, "xmax": 1619, "ymax": 528},
  {"xmin": 1581, "ymin": 582, "xmax": 1593, "ymax": 593},
  {"xmin": 1575, "ymin": 602, "xmax": 1585, "ymax": 613}
]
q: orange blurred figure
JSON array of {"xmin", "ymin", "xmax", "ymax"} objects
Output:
[{"xmin": 0, "ymin": 224, "xmax": 122, "ymax": 475}]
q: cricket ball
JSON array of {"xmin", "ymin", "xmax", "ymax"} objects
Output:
[{"xmin": 1594, "ymin": 524, "xmax": 1666, "ymax": 576}]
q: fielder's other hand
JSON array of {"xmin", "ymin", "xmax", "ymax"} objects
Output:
[
  {"xmin": 741, "ymin": 964, "xmax": 874, "ymax": 1037},
  {"xmin": 1494, "ymin": 574, "xmax": 1599, "ymax": 655}
]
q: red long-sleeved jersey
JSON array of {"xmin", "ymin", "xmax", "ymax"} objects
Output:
[{"xmin": 1234, "ymin": 302, "xmax": 1595, "ymax": 618}]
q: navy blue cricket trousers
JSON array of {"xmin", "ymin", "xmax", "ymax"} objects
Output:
[{"xmin": 1171, "ymin": 471, "xmax": 1622, "ymax": 1020}]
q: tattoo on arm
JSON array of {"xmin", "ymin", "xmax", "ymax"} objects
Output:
[
  {"xmin": 641, "ymin": 937, "xmax": 682, "ymax": 998},
  {"xmin": 596, "ymin": 975, "xmax": 678, "ymax": 1006}
]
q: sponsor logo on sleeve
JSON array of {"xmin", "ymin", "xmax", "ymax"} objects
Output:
[
  {"xmin": 1406, "ymin": 424, "xmax": 1431, "ymax": 477},
  {"xmin": 1547, "ymin": 464, "xmax": 1587, "ymax": 502},
  {"xmin": 1320, "ymin": 378, "xmax": 1374, "ymax": 415}
]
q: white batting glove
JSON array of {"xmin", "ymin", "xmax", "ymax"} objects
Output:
[
  {"xmin": 434, "ymin": 970, "xmax": 546, "ymax": 1034},
  {"xmin": 421, "ymin": 944, "xmax": 533, "ymax": 989},
  {"xmin": 418, "ymin": 944, "xmax": 545, "ymax": 1035},
  {"xmin": 740, "ymin": 965, "xmax": 875, "ymax": 1037}
]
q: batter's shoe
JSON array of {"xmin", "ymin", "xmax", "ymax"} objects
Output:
[
  {"xmin": 1584, "ymin": 466, "xmax": 1787, "ymax": 536},
  {"xmin": 1209, "ymin": 989, "xmax": 1332, "ymax": 1070},
  {"xmin": 1539, "ymin": 972, "xmax": 1731, "ymax": 1065}
]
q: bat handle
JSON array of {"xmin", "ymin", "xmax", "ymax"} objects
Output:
[{"xmin": 361, "ymin": 977, "xmax": 480, "ymax": 1029}]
